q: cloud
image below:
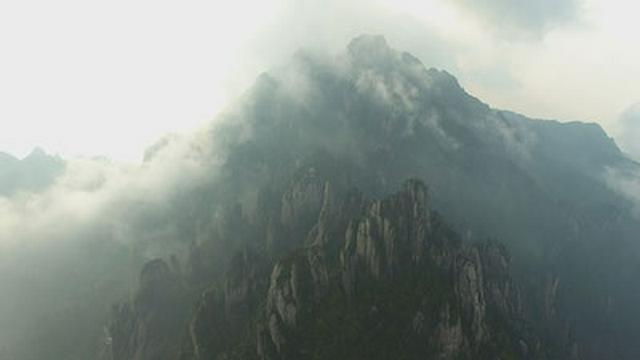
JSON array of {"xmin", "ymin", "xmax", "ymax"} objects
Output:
[
  {"xmin": 605, "ymin": 165, "xmax": 640, "ymax": 217},
  {"xmin": 451, "ymin": 0, "xmax": 584, "ymax": 39},
  {"xmin": 616, "ymin": 103, "xmax": 640, "ymax": 161},
  {"xmin": 0, "ymin": 133, "xmax": 211, "ymax": 246}
]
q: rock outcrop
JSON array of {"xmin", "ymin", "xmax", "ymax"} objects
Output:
[
  {"xmin": 341, "ymin": 179, "xmax": 431, "ymax": 296},
  {"xmin": 106, "ymin": 259, "xmax": 189, "ymax": 360},
  {"xmin": 181, "ymin": 248, "xmax": 269, "ymax": 360},
  {"xmin": 253, "ymin": 180, "xmax": 541, "ymax": 360}
]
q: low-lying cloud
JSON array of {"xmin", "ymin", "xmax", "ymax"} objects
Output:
[
  {"xmin": 0, "ymin": 129, "xmax": 218, "ymax": 357},
  {"xmin": 605, "ymin": 165, "xmax": 640, "ymax": 219},
  {"xmin": 0, "ymin": 134, "xmax": 210, "ymax": 246}
]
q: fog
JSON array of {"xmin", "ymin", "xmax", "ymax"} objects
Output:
[
  {"xmin": 0, "ymin": 132, "xmax": 216, "ymax": 356},
  {"xmin": 616, "ymin": 103, "xmax": 640, "ymax": 161},
  {"xmin": 606, "ymin": 165, "xmax": 640, "ymax": 218}
]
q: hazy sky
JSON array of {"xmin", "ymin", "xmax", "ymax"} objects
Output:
[{"xmin": 1, "ymin": 0, "xmax": 639, "ymax": 161}]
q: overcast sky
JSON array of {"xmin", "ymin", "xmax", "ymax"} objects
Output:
[{"xmin": 1, "ymin": 0, "xmax": 639, "ymax": 162}]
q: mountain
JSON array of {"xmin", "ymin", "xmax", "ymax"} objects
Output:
[
  {"xmin": 14, "ymin": 35, "xmax": 640, "ymax": 359},
  {"xmin": 0, "ymin": 148, "xmax": 65, "ymax": 196},
  {"xmin": 98, "ymin": 35, "xmax": 640, "ymax": 360}
]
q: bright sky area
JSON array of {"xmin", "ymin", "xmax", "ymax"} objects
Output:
[{"xmin": 1, "ymin": 0, "xmax": 638, "ymax": 162}]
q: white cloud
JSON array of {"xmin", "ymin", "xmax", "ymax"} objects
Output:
[
  {"xmin": 0, "ymin": 130, "xmax": 212, "ymax": 246},
  {"xmin": 605, "ymin": 166, "xmax": 640, "ymax": 217},
  {"xmin": 615, "ymin": 103, "xmax": 640, "ymax": 161}
]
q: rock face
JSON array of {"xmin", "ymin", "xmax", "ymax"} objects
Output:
[
  {"xmin": 272, "ymin": 168, "xmax": 327, "ymax": 254},
  {"xmin": 477, "ymin": 242, "xmax": 522, "ymax": 318},
  {"xmin": 105, "ymin": 259, "xmax": 189, "ymax": 360},
  {"xmin": 211, "ymin": 180, "xmax": 543, "ymax": 359},
  {"xmin": 341, "ymin": 179, "xmax": 430, "ymax": 294},
  {"xmin": 180, "ymin": 248, "xmax": 269, "ymax": 360},
  {"xmin": 258, "ymin": 245, "xmax": 332, "ymax": 359}
]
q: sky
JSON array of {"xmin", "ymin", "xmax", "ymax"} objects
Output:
[{"xmin": 1, "ymin": 0, "xmax": 639, "ymax": 162}]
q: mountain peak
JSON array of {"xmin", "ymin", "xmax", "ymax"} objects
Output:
[
  {"xmin": 346, "ymin": 34, "xmax": 468, "ymax": 99},
  {"xmin": 25, "ymin": 147, "xmax": 47, "ymax": 160},
  {"xmin": 347, "ymin": 34, "xmax": 395, "ymax": 67},
  {"xmin": 348, "ymin": 34, "xmax": 390, "ymax": 53}
]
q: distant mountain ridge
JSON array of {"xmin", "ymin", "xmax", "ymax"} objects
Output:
[{"xmin": 0, "ymin": 148, "xmax": 65, "ymax": 196}]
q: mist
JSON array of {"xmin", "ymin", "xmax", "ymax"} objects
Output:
[
  {"xmin": 616, "ymin": 103, "xmax": 640, "ymax": 161},
  {"xmin": 0, "ymin": 130, "xmax": 218, "ymax": 357}
]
